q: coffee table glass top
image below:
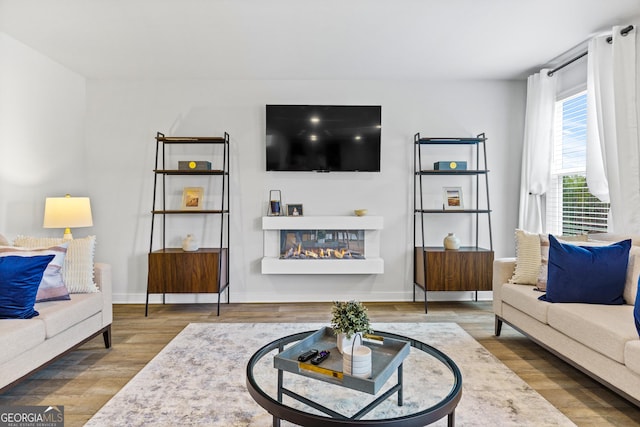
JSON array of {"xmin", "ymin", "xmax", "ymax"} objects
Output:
[{"xmin": 246, "ymin": 329, "xmax": 462, "ymax": 426}]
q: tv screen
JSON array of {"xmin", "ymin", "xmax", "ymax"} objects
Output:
[{"xmin": 266, "ymin": 105, "xmax": 381, "ymax": 172}]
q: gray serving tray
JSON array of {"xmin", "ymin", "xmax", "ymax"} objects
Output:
[{"xmin": 273, "ymin": 327, "xmax": 410, "ymax": 395}]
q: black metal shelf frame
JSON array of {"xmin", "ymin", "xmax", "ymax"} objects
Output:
[
  {"xmin": 415, "ymin": 209, "xmax": 492, "ymax": 214},
  {"xmin": 415, "ymin": 170, "xmax": 489, "ymax": 176},
  {"xmin": 154, "ymin": 169, "xmax": 228, "ymax": 175},
  {"xmin": 413, "ymin": 132, "xmax": 493, "ymax": 313},
  {"xmin": 146, "ymin": 131, "xmax": 230, "ymax": 316}
]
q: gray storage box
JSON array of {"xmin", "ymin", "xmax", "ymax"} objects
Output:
[
  {"xmin": 178, "ymin": 161, "xmax": 212, "ymax": 170},
  {"xmin": 433, "ymin": 161, "xmax": 467, "ymax": 170}
]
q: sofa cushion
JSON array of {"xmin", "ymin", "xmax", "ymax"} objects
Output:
[
  {"xmin": 509, "ymin": 229, "xmax": 541, "ymax": 285},
  {"xmin": 625, "ymin": 340, "xmax": 640, "ymax": 375},
  {"xmin": 537, "ymin": 234, "xmax": 590, "ymax": 291},
  {"xmin": 501, "ymin": 283, "xmax": 550, "ymax": 324},
  {"xmin": 554, "ymin": 242, "xmax": 640, "ymax": 306},
  {"xmin": 625, "ymin": 246, "xmax": 640, "ymax": 306},
  {"xmin": 509, "ymin": 230, "xmax": 588, "ymax": 288},
  {"xmin": 0, "ymin": 319, "xmax": 46, "ymax": 365},
  {"xmin": 14, "ymin": 235, "xmax": 97, "ymax": 293},
  {"xmin": 547, "ymin": 303, "xmax": 637, "ymax": 363},
  {"xmin": 0, "ymin": 255, "xmax": 54, "ymax": 319},
  {"xmin": 537, "ymin": 235, "xmax": 552, "ymax": 292},
  {"xmin": 0, "ymin": 234, "xmax": 8, "ymax": 246},
  {"xmin": 0, "ymin": 244, "xmax": 70, "ymax": 302},
  {"xmin": 35, "ymin": 292, "xmax": 103, "ymax": 338},
  {"xmin": 588, "ymin": 232, "xmax": 640, "ymax": 246},
  {"xmin": 541, "ymin": 236, "xmax": 630, "ymax": 304}
]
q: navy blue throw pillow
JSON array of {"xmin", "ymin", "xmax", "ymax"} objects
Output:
[
  {"xmin": 635, "ymin": 277, "xmax": 640, "ymax": 336},
  {"xmin": 539, "ymin": 235, "xmax": 630, "ymax": 304},
  {"xmin": 0, "ymin": 254, "xmax": 54, "ymax": 319}
]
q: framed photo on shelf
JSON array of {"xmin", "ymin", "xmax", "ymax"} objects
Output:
[
  {"xmin": 443, "ymin": 187, "xmax": 463, "ymax": 210},
  {"xmin": 181, "ymin": 187, "xmax": 204, "ymax": 210},
  {"xmin": 287, "ymin": 204, "xmax": 303, "ymax": 216}
]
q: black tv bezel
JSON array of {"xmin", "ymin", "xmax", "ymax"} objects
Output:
[{"xmin": 265, "ymin": 104, "xmax": 382, "ymax": 172}]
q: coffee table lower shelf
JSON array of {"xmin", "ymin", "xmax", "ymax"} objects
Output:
[{"xmin": 277, "ymin": 365, "xmax": 404, "ymax": 422}]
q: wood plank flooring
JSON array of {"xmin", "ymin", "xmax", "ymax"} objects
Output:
[{"xmin": 1, "ymin": 301, "xmax": 639, "ymax": 426}]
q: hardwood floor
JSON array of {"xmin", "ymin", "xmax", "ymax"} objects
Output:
[{"xmin": 1, "ymin": 301, "xmax": 639, "ymax": 426}]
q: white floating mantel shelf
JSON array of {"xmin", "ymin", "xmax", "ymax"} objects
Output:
[
  {"xmin": 261, "ymin": 215, "xmax": 384, "ymax": 275},
  {"xmin": 262, "ymin": 215, "xmax": 383, "ymax": 230}
]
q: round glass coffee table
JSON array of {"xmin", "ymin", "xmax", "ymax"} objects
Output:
[{"xmin": 246, "ymin": 329, "xmax": 462, "ymax": 426}]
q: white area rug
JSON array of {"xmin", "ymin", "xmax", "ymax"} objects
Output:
[{"xmin": 86, "ymin": 323, "xmax": 575, "ymax": 426}]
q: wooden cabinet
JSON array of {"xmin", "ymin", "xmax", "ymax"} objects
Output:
[
  {"xmin": 414, "ymin": 247, "xmax": 493, "ymax": 292},
  {"xmin": 413, "ymin": 134, "xmax": 493, "ymax": 312},
  {"xmin": 145, "ymin": 132, "xmax": 230, "ymax": 316},
  {"xmin": 148, "ymin": 248, "xmax": 228, "ymax": 294}
]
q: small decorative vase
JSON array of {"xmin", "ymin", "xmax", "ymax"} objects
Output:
[
  {"xmin": 337, "ymin": 332, "xmax": 362, "ymax": 355},
  {"xmin": 182, "ymin": 234, "xmax": 199, "ymax": 252},
  {"xmin": 443, "ymin": 233, "xmax": 460, "ymax": 250}
]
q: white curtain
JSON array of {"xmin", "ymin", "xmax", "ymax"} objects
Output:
[
  {"xmin": 586, "ymin": 35, "xmax": 615, "ymax": 203},
  {"xmin": 518, "ymin": 69, "xmax": 557, "ymax": 233},
  {"xmin": 586, "ymin": 25, "xmax": 640, "ymax": 233}
]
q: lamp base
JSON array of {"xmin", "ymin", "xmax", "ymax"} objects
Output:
[{"xmin": 63, "ymin": 228, "xmax": 73, "ymax": 240}]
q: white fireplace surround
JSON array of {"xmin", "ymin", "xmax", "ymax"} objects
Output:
[{"xmin": 261, "ymin": 216, "xmax": 384, "ymax": 274}]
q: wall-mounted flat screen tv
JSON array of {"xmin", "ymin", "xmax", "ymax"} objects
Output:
[{"xmin": 266, "ymin": 105, "xmax": 381, "ymax": 172}]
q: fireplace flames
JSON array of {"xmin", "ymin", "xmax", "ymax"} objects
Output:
[
  {"xmin": 279, "ymin": 229, "xmax": 365, "ymax": 260},
  {"xmin": 282, "ymin": 242, "xmax": 364, "ymax": 260}
]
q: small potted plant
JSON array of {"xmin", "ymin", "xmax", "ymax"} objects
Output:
[{"xmin": 330, "ymin": 300, "xmax": 372, "ymax": 354}]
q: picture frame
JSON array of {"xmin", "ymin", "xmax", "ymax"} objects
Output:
[
  {"xmin": 287, "ymin": 204, "xmax": 303, "ymax": 216},
  {"xmin": 443, "ymin": 187, "xmax": 463, "ymax": 210},
  {"xmin": 181, "ymin": 187, "xmax": 204, "ymax": 210}
]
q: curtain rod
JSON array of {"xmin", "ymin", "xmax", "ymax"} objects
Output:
[{"xmin": 547, "ymin": 25, "xmax": 634, "ymax": 76}]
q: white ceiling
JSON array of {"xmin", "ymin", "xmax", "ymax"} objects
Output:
[{"xmin": 1, "ymin": 0, "xmax": 639, "ymax": 80}]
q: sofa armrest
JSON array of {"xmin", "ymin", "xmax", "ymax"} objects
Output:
[
  {"xmin": 493, "ymin": 257, "xmax": 516, "ymax": 317},
  {"xmin": 94, "ymin": 263, "xmax": 113, "ymax": 328}
]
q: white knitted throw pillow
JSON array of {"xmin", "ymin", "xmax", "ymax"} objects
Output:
[
  {"xmin": 509, "ymin": 229, "xmax": 541, "ymax": 285},
  {"xmin": 13, "ymin": 235, "xmax": 97, "ymax": 293}
]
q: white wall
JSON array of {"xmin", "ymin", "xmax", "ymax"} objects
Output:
[
  {"xmin": 0, "ymin": 33, "xmax": 87, "ymax": 235},
  {"xmin": 85, "ymin": 79, "xmax": 525, "ymax": 304},
  {"xmin": 0, "ymin": 35, "xmax": 526, "ymax": 304}
]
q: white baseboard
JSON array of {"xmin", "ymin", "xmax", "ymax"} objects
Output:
[{"xmin": 112, "ymin": 290, "xmax": 493, "ymax": 304}]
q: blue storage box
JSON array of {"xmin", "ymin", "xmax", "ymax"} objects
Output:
[{"xmin": 433, "ymin": 161, "xmax": 467, "ymax": 170}]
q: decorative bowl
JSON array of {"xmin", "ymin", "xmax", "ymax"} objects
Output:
[{"xmin": 354, "ymin": 209, "xmax": 368, "ymax": 216}]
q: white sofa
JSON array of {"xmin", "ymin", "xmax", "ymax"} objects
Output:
[
  {"xmin": 493, "ymin": 233, "xmax": 640, "ymax": 406},
  {"xmin": 0, "ymin": 262, "xmax": 112, "ymax": 392}
]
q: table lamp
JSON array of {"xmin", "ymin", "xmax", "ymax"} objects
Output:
[{"xmin": 43, "ymin": 194, "xmax": 93, "ymax": 240}]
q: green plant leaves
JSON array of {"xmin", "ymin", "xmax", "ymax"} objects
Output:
[{"xmin": 330, "ymin": 300, "xmax": 372, "ymax": 338}]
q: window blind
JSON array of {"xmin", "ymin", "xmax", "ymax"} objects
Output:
[{"xmin": 546, "ymin": 91, "xmax": 609, "ymax": 235}]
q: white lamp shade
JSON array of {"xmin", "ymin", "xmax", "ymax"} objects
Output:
[{"xmin": 43, "ymin": 196, "xmax": 93, "ymax": 228}]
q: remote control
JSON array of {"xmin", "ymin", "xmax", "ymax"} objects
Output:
[
  {"xmin": 297, "ymin": 349, "xmax": 319, "ymax": 362},
  {"xmin": 310, "ymin": 350, "xmax": 330, "ymax": 365}
]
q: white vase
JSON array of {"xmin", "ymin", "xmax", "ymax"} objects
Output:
[
  {"xmin": 443, "ymin": 232, "xmax": 460, "ymax": 250},
  {"xmin": 336, "ymin": 332, "xmax": 362, "ymax": 355},
  {"xmin": 182, "ymin": 234, "xmax": 199, "ymax": 251}
]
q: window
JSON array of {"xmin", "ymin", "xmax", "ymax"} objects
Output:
[{"xmin": 546, "ymin": 91, "xmax": 609, "ymax": 235}]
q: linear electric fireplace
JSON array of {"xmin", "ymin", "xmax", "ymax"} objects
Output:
[
  {"xmin": 262, "ymin": 216, "xmax": 384, "ymax": 274},
  {"xmin": 280, "ymin": 229, "xmax": 365, "ymax": 259}
]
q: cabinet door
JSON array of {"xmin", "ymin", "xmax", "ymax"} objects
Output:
[
  {"xmin": 415, "ymin": 248, "xmax": 493, "ymax": 291},
  {"xmin": 148, "ymin": 249, "xmax": 227, "ymax": 293}
]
